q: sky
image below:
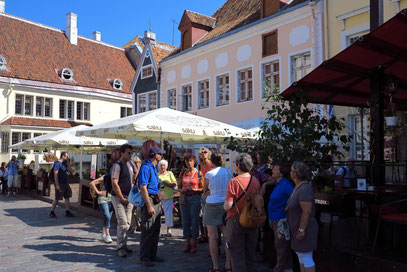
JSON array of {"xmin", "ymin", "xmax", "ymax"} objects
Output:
[{"xmin": 6, "ymin": 0, "xmax": 224, "ymax": 47}]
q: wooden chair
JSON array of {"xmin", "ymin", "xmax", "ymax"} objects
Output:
[{"xmin": 373, "ymin": 198, "xmax": 407, "ymax": 251}]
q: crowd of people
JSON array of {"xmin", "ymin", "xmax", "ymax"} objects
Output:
[{"xmin": 2, "ymin": 142, "xmax": 363, "ymax": 272}]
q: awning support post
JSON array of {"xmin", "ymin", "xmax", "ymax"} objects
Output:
[{"xmin": 370, "ymin": 66, "xmax": 385, "ymax": 186}]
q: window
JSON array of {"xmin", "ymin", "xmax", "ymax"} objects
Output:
[
  {"xmin": 36, "ymin": 97, "xmax": 44, "ymax": 117},
  {"xmin": 33, "ymin": 133, "xmax": 43, "ymax": 154},
  {"xmin": 237, "ymin": 68, "xmax": 253, "ymax": 102},
  {"xmin": 182, "ymin": 85, "xmax": 192, "ymax": 112},
  {"xmin": 59, "ymin": 100, "xmax": 75, "ymax": 119},
  {"xmin": 24, "ymin": 96, "xmax": 33, "ymax": 116},
  {"xmin": 138, "ymin": 94, "xmax": 147, "ymax": 113},
  {"xmin": 262, "ymin": 61, "xmax": 280, "ymax": 97},
  {"xmin": 349, "ymin": 114, "xmax": 370, "ymax": 160},
  {"xmin": 141, "ymin": 65, "xmax": 153, "ymax": 79},
  {"xmin": 346, "ymin": 31, "xmax": 369, "ymax": 47},
  {"xmin": 291, "ymin": 52, "xmax": 311, "ymax": 83},
  {"xmin": 11, "ymin": 132, "xmax": 21, "ymax": 153},
  {"xmin": 67, "ymin": 101, "xmax": 74, "ymax": 119},
  {"xmin": 167, "ymin": 89, "xmax": 177, "ymax": 110},
  {"xmin": 60, "ymin": 68, "xmax": 74, "ymax": 82},
  {"xmin": 0, "ymin": 55, "xmax": 7, "ymax": 70},
  {"xmin": 149, "ymin": 92, "xmax": 157, "ymax": 110},
  {"xmin": 262, "ymin": 31, "xmax": 278, "ymax": 57},
  {"xmin": 44, "ymin": 98, "xmax": 52, "ymax": 117},
  {"xmin": 77, "ymin": 102, "xmax": 90, "ymax": 121},
  {"xmin": 15, "ymin": 94, "xmax": 24, "ymax": 115},
  {"xmin": 198, "ymin": 80, "xmax": 210, "ymax": 109},
  {"xmin": 1, "ymin": 132, "xmax": 9, "ymax": 153},
  {"xmin": 21, "ymin": 132, "xmax": 31, "ymax": 153},
  {"xmin": 120, "ymin": 107, "xmax": 132, "ymax": 118},
  {"xmin": 216, "ymin": 74, "xmax": 230, "ymax": 106},
  {"xmin": 113, "ymin": 78, "xmax": 123, "ymax": 90}
]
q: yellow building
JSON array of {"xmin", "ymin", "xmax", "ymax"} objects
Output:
[{"xmin": 324, "ymin": 0, "xmax": 407, "ymax": 161}]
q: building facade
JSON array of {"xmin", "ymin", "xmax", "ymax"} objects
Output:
[{"xmin": 159, "ymin": 0, "xmax": 323, "ymax": 132}]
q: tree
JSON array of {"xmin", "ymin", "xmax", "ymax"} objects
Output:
[{"xmin": 226, "ymin": 91, "xmax": 351, "ymax": 168}]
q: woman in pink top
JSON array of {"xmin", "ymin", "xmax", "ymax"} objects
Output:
[{"xmin": 224, "ymin": 153, "xmax": 261, "ymax": 272}]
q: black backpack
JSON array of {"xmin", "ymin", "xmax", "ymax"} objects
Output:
[{"xmin": 103, "ymin": 161, "xmax": 123, "ymax": 194}]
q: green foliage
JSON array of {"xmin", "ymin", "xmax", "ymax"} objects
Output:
[
  {"xmin": 226, "ymin": 91, "xmax": 351, "ymax": 168},
  {"xmin": 16, "ymin": 154, "xmax": 27, "ymax": 160}
]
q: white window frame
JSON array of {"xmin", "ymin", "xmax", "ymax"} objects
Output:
[
  {"xmin": 137, "ymin": 90, "xmax": 157, "ymax": 113},
  {"xmin": 215, "ymin": 72, "xmax": 230, "ymax": 107},
  {"xmin": 260, "ymin": 56, "xmax": 281, "ymax": 98},
  {"xmin": 148, "ymin": 91, "xmax": 158, "ymax": 111},
  {"xmin": 0, "ymin": 132, "xmax": 10, "ymax": 153},
  {"xmin": 289, "ymin": 50, "xmax": 312, "ymax": 84},
  {"xmin": 141, "ymin": 64, "xmax": 154, "ymax": 79},
  {"xmin": 236, "ymin": 65, "xmax": 254, "ymax": 104},
  {"xmin": 341, "ymin": 25, "xmax": 369, "ymax": 49},
  {"xmin": 167, "ymin": 88, "xmax": 177, "ymax": 110},
  {"xmin": 197, "ymin": 78, "xmax": 210, "ymax": 110},
  {"xmin": 181, "ymin": 83, "xmax": 193, "ymax": 112}
]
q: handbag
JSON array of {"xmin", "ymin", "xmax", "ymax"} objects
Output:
[{"xmin": 179, "ymin": 169, "xmax": 197, "ymax": 205}]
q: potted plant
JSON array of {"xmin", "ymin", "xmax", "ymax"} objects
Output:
[
  {"xmin": 16, "ymin": 153, "xmax": 27, "ymax": 167},
  {"xmin": 385, "ymin": 102, "xmax": 398, "ymax": 126}
]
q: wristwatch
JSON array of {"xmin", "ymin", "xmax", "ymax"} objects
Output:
[{"xmin": 298, "ymin": 228, "xmax": 305, "ymax": 233}]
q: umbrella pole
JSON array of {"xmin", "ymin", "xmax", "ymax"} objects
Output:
[{"xmin": 79, "ymin": 147, "xmax": 83, "ymax": 180}]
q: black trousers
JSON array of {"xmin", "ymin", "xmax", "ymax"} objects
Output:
[{"xmin": 139, "ymin": 197, "xmax": 162, "ymax": 261}]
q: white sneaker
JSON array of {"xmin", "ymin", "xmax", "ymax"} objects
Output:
[{"xmin": 105, "ymin": 235, "xmax": 113, "ymax": 243}]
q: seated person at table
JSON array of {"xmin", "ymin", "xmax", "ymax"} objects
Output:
[{"xmin": 335, "ymin": 157, "xmax": 357, "ymax": 189}]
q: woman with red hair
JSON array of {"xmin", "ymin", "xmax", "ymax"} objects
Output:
[{"xmin": 178, "ymin": 153, "xmax": 203, "ymax": 253}]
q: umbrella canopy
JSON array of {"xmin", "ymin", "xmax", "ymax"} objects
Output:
[
  {"xmin": 75, "ymin": 108, "xmax": 255, "ymax": 143},
  {"xmin": 10, "ymin": 125, "xmax": 127, "ymax": 151}
]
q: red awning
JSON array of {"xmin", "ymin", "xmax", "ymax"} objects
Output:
[{"xmin": 281, "ymin": 9, "xmax": 407, "ymax": 109}]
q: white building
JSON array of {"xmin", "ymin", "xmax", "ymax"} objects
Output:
[{"xmin": 0, "ymin": 6, "xmax": 136, "ymax": 163}]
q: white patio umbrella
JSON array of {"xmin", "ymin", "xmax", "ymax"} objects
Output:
[{"xmin": 75, "ymin": 107, "xmax": 255, "ymax": 143}]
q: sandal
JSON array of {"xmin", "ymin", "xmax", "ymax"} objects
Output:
[{"xmin": 208, "ymin": 268, "xmax": 219, "ymax": 272}]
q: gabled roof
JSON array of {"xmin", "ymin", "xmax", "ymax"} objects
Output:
[
  {"xmin": 0, "ymin": 117, "xmax": 91, "ymax": 128},
  {"xmin": 0, "ymin": 13, "xmax": 136, "ymax": 94},
  {"xmin": 123, "ymin": 36, "xmax": 176, "ymax": 64},
  {"xmin": 181, "ymin": 10, "xmax": 216, "ymax": 28}
]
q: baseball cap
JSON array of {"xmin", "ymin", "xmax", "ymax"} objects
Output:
[{"xmin": 149, "ymin": 146, "xmax": 165, "ymax": 155}]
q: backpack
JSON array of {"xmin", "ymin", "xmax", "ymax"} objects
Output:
[
  {"xmin": 103, "ymin": 161, "xmax": 124, "ymax": 194},
  {"xmin": 234, "ymin": 176, "xmax": 267, "ymax": 229}
]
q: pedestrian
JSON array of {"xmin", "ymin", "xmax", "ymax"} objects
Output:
[
  {"xmin": 203, "ymin": 152, "xmax": 232, "ymax": 272},
  {"xmin": 179, "ymin": 153, "xmax": 203, "ymax": 254},
  {"xmin": 261, "ymin": 163, "xmax": 294, "ymax": 272},
  {"xmin": 0, "ymin": 162, "xmax": 7, "ymax": 194},
  {"xmin": 138, "ymin": 146, "xmax": 166, "ymax": 267},
  {"xmin": 129, "ymin": 155, "xmax": 142, "ymax": 233},
  {"xmin": 224, "ymin": 153, "xmax": 261, "ymax": 272},
  {"xmin": 287, "ymin": 162, "xmax": 318, "ymax": 272},
  {"xmin": 89, "ymin": 149, "xmax": 121, "ymax": 244},
  {"xmin": 49, "ymin": 152, "xmax": 75, "ymax": 218},
  {"xmin": 158, "ymin": 159, "xmax": 177, "ymax": 237},
  {"xmin": 6, "ymin": 155, "xmax": 19, "ymax": 197},
  {"xmin": 198, "ymin": 147, "xmax": 212, "ymax": 244},
  {"xmin": 334, "ymin": 157, "xmax": 357, "ymax": 190},
  {"xmin": 111, "ymin": 144, "xmax": 137, "ymax": 257}
]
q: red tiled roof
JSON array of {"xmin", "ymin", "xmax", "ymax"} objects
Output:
[
  {"xmin": 184, "ymin": 10, "xmax": 216, "ymax": 28},
  {"xmin": 122, "ymin": 36, "xmax": 144, "ymax": 50},
  {"xmin": 123, "ymin": 36, "xmax": 176, "ymax": 64},
  {"xmin": 0, "ymin": 117, "xmax": 92, "ymax": 128},
  {"xmin": 0, "ymin": 14, "xmax": 136, "ymax": 94}
]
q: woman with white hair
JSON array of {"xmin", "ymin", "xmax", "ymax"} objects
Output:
[{"xmin": 158, "ymin": 159, "xmax": 177, "ymax": 237}]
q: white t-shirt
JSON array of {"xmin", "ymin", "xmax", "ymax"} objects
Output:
[{"xmin": 205, "ymin": 167, "xmax": 232, "ymax": 204}]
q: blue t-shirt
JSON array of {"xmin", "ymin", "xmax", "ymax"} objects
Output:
[
  {"xmin": 268, "ymin": 177, "xmax": 294, "ymax": 221},
  {"xmin": 138, "ymin": 160, "xmax": 160, "ymax": 195},
  {"xmin": 8, "ymin": 161, "xmax": 18, "ymax": 175},
  {"xmin": 53, "ymin": 161, "xmax": 68, "ymax": 186}
]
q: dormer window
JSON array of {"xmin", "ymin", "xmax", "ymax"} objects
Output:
[
  {"xmin": 0, "ymin": 55, "xmax": 7, "ymax": 70},
  {"xmin": 141, "ymin": 65, "xmax": 153, "ymax": 79},
  {"xmin": 60, "ymin": 68, "xmax": 74, "ymax": 82},
  {"xmin": 113, "ymin": 78, "xmax": 123, "ymax": 90}
]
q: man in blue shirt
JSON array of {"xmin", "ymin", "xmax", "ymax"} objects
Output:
[
  {"xmin": 138, "ymin": 145, "xmax": 165, "ymax": 267},
  {"xmin": 50, "ymin": 152, "xmax": 75, "ymax": 218}
]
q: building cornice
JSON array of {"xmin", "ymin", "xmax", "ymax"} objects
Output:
[
  {"xmin": 336, "ymin": 6, "xmax": 369, "ymax": 30},
  {"xmin": 160, "ymin": 2, "xmax": 311, "ymax": 68}
]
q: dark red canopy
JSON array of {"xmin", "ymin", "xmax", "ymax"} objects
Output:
[{"xmin": 282, "ymin": 9, "xmax": 407, "ymax": 109}]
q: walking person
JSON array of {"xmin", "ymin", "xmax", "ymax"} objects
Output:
[
  {"xmin": 224, "ymin": 153, "xmax": 261, "ymax": 272},
  {"xmin": 287, "ymin": 162, "xmax": 318, "ymax": 272},
  {"xmin": 138, "ymin": 146, "xmax": 166, "ymax": 267},
  {"xmin": 49, "ymin": 152, "xmax": 75, "ymax": 218},
  {"xmin": 111, "ymin": 144, "xmax": 137, "ymax": 257},
  {"xmin": 203, "ymin": 152, "xmax": 232, "ymax": 272},
  {"xmin": 261, "ymin": 163, "xmax": 294, "ymax": 272},
  {"xmin": 6, "ymin": 155, "xmax": 19, "ymax": 197},
  {"xmin": 158, "ymin": 159, "xmax": 177, "ymax": 237},
  {"xmin": 179, "ymin": 153, "xmax": 203, "ymax": 254}
]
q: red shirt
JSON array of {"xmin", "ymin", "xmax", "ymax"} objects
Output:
[
  {"xmin": 179, "ymin": 170, "xmax": 202, "ymax": 190},
  {"xmin": 199, "ymin": 162, "xmax": 213, "ymax": 177},
  {"xmin": 225, "ymin": 175, "xmax": 260, "ymax": 220}
]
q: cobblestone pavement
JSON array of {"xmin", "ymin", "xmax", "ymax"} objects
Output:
[{"xmin": 0, "ymin": 195, "xmax": 272, "ymax": 272}]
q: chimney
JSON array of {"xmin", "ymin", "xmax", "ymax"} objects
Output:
[
  {"xmin": 0, "ymin": 0, "xmax": 5, "ymax": 13},
  {"xmin": 65, "ymin": 12, "xmax": 78, "ymax": 45},
  {"xmin": 144, "ymin": 31, "xmax": 156, "ymax": 45},
  {"xmin": 93, "ymin": 31, "xmax": 101, "ymax": 41}
]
